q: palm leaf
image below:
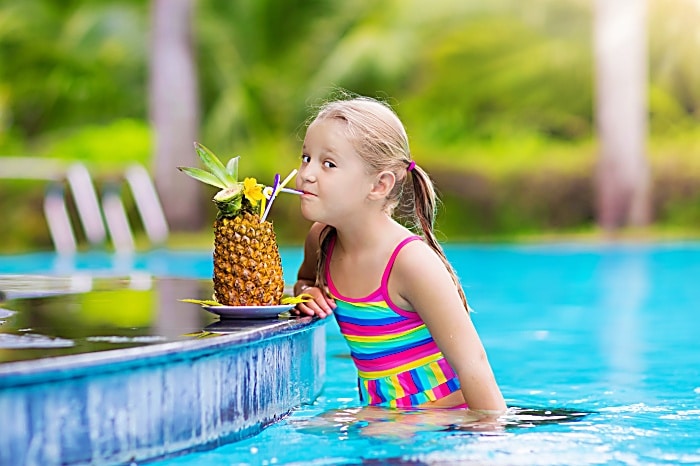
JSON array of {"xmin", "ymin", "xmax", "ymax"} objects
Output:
[
  {"xmin": 177, "ymin": 167, "xmax": 227, "ymax": 189},
  {"xmin": 194, "ymin": 142, "xmax": 236, "ymax": 187}
]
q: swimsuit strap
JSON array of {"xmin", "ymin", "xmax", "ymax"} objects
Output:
[
  {"xmin": 380, "ymin": 235, "xmax": 423, "ymax": 291},
  {"xmin": 325, "ymin": 234, "xmax": 423, "ymax": 299}
]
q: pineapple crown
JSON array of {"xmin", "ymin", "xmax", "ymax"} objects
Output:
[{"xmin": 178, "ymin": 142, "xmax": 265, "ymax": 218}]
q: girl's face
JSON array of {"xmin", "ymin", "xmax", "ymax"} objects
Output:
[{"xmin": 296, "ymin": 118, "xmax": 375, "ymax": 225}]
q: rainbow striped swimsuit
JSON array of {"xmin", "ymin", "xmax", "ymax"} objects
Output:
[{"xmin": 326, "ymin": 235, "xmax": 462, "ymax": 408}]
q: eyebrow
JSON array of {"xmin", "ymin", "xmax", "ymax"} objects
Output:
[{"xmin": 301, "ymin": 145, "xmax": 339, "ymax": 158}]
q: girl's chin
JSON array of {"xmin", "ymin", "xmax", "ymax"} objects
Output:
[{"xmin": 299, "ymin": 208, "xmax": 321, "ymax": 223}]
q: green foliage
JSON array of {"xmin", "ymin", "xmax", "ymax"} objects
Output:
[
  {"xmin": 1, "ymin": 0, "xmax": 700, "ymax": 251},
  {"xmin": 0, "ymin": 181, "xmax": 53, "ymax": 251},
  {"xmin": 402, "ymin": 11, "xmax": 593, "ymax": 144},
  {"xmin": 41, "ymin": 119, "xmax": 151, "ymax": 169},
  {"xmin": 0, "ymin": 0, "xmax": 147, "ymax": 139},
  {"xmin": 648, "ymin": 0, "xmax": 700, "ymax": 129},
  {"xmin": 2, "ymin": 0, "xmax": 699, "ymax": 152}
]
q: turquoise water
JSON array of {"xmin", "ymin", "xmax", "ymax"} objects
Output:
[{"xmin": 2, "ymin": 243, "xmax": 700, "ymax": 464}]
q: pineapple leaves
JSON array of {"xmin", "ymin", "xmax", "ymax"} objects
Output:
[
  {"xmin": 177, "ymin": 166, "xmax": 227, "ymax": 189},
  {"xmin": 226, "ymin": 156, "xmax": 240, "ymax": 181},
  {"xmin": 194, "ymin": 142, "xmax": 237, "ymax": 187}
]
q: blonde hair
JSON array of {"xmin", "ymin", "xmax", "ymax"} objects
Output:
[{"xmin": 311, "ymin": 95, "xmax": 469, "ymax": 310}]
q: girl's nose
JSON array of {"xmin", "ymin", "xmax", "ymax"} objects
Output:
[{"xmin": 299, "ymin": 165, "xmax": 316, "ymax": 183}]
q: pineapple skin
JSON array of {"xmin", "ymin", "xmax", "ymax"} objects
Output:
[{"xmin": 212, "ymin": 212, "xmax": 285, "ymax": 306}]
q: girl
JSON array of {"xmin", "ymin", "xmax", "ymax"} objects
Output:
[{"xmin": 293, "ymin": 96, "xmax": 506, "ymax": 415}]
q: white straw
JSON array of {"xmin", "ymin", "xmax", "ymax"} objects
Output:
[
  {"xmin": 261, "ymin": 169, "xmax": 298, "ymax": 222},
  {"xmin": 260, "ymin": 183, "xmax": 278, "ymax": 222},
  {"xmin": 279, "ymin": 169, "xmax": 297, "ymax": 190},
  {"xmin": 280, "ymin": 187, "xmax": 302, "ymax": 195}
]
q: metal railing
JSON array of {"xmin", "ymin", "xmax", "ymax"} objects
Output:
[{"xmin": 1, "ymin": 158, "xmax": 169, "ymax": 255}]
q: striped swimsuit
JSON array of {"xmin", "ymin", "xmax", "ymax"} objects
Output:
[{"xmin": 326, "ymin": 235, "xmax": 462, "ymax": 408}]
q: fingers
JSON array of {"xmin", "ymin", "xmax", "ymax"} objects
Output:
[
  {"xmin": 294, "ymin": 302, "xmax": 329, "ymax": 318},
  {"xmin": 296, "ymin": 301, "xmax": 333, "ymax": 319},
  {"xmin": 293, "ymin": 287, "xmax": 335, "ymax": 318}
]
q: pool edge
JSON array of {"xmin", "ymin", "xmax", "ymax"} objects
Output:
[{"xmin": 0, "ymin": 318, "xmax": 328, "ymax": 465}]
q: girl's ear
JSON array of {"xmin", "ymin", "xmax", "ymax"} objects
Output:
[{"xmin": 368, "ymin": 171, "xmax": 396, "ymax": 200}]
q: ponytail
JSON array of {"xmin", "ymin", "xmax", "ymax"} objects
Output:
[{"xmin": 408, "ymin": 165, "xmax": 470, "ymax": 312}]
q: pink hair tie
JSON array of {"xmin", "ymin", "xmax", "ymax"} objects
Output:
[{"xmin": 407, "ymin": 160, "xmax": 416, "ymax": 172}]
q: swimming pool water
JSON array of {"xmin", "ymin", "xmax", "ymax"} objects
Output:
[{"xmin": 3, "ymin": 243, "xmax": 700, "ymax": 465}]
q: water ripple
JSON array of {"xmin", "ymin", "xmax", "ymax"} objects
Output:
[{"xmin": 0, "ymin": 333, "xmax": 74, "ymax": 349}]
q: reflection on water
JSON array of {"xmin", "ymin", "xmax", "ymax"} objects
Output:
[
  {"xmin": 0, "ymin": 332, "xmax": 75, "ymax": 348},
  {"xmin": 290, "ymin": 406, "xmax": 591, "ymax": 441},
  {"xmin": 598, "ymin": 249, "xmax": 649, "ymax": 400},
  {"xmin": 85, "ymin": 335, "xmax": 168, "ymax": 343},
  {"xmin": 0, "ymin": 277, "xmax": 218, "ymax": 362},
  {"xmin": 154, "ymin": 279, "xmax": 205, "ymax": 339}
]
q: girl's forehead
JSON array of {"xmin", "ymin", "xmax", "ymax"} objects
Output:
[
  {"xmin": 308, "ymin": 117, "xmax": 347, "ymax": 134},
  {"xmin": 304, "ymin": 119, "xmax": 367, "ymax": 166},
  {"xmin": 305, "ymin": 118, "xmax": 352, "ymax": 146}
]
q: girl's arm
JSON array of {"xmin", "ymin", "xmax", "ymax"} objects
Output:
[
  {"xmin": 293, "ymin": 222, "xmax": 336, "ymax": 318},
  {"xmin": 394, "ymin": 241, "xmax": 507, "ymax": 414}
]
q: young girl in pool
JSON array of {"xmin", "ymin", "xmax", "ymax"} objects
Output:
[{"xmin": 293, "ymin": 95, "xmax": 506, "ymax": 415}]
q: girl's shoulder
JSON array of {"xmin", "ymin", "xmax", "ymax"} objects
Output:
[
  {"xmin": 392, "ymin": 236, "xmax": 443, "ymax": 275},
  {"xmin": 388, "ymin": 237, "xmax": 455, "ymax": 309}
]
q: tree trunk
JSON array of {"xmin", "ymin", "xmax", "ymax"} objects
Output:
[
  {"xmin": 149, "ymin": 0, "xmax": 203, "ymax": 230},
  {"xmin": 593, "ymin": 0, "xmax": 651, "ymax": 231}
]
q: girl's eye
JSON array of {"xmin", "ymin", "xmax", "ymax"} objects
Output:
[
  {"xmin": 323, "ymin": 161, "xmax": 337, "ymax": 168},
  {"xmin": 301, "ymin": 154, "xmax": 310, "ymax": 163}
]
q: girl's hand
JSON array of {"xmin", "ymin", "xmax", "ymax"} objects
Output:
[{"xmin": 294, "ymin": 286, "xmax": 336, "ymax": 319}]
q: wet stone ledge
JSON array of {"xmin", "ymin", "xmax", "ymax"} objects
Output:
[{"xmin": 0, "ymin": 317, "xmax": 327, "ymax": 466}]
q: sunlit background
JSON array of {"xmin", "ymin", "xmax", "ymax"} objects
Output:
[{"xmin": 1, "ymin": 0, "xmax": 699, "ymax": 253}]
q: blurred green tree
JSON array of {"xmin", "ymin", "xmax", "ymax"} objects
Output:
[{"xmin": 0, "ymin": 1, "xmax": 147, "ymax": 141}]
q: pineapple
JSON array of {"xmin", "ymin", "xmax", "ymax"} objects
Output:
[{"xmin": 178, "ymin": 143, "xmax": 285, "ymax": 306}]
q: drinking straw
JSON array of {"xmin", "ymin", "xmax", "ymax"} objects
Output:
[
  {"xmin": 261, "ymin": 174, "xmax": 280, "ymax": 222},
  {"xmin": 261, "ymin": 169, "xmax": 299, "ymax": 222}
]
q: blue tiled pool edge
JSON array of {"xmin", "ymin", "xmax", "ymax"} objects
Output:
[{"xmin": 0, "ymin": 317, "xmax": 327, "ymax": 466}]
